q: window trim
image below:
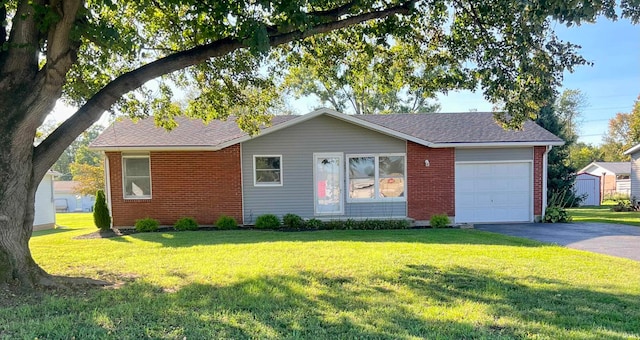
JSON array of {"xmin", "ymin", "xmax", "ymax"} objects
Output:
[
  {"xmin": 122, "ymin": 154, "xmax": 152, "ymax": 200},
  {"xmin": 346, "ymin": 153, "xmax": 406, "ymax": 203},
  {"xmin": 253, "ymin": 155, "xmax": 283, "ymax": 187}
]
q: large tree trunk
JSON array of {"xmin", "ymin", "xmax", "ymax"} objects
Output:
[{"xmin": 0, "ymin": 105, "xmax": 53, "ymax": 288}]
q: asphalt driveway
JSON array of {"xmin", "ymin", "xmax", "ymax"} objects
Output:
[{"xmin": 474, "ymin": 222, "xmax": 640, "ymax": 261}]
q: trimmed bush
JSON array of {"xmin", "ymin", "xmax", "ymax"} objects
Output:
[
  {"xmin": 254, "ymin": 214, "xmax": 281, "ymax": 229},
  {"xmin": 282, "ymin": 213, "xmax": 305, "ymax": 229},
  {"xmin": 430, "ymin": 214, "xmax": 450, "ymax": 228},
  {"xmin": 135, "ymin": 218, "xmax": 159, "ymax": 232},
  {"xmin": 93, "ymin": 189, "xmax": 111, "ymax": 230},
  {"xmin": 174, "ymin": 217, "xmax": 199, "ymax": 231},
  {"xmin": 216, "ymin": 215, "xmax": 238, "ymax": 230},
  {"xmin": 306, "ymin": 218, "xmax": 324, "ymax": 229},
  {"xmin": 320, "ymin": 219, "xmax": 410, "ymax": 230},
  {"xmin": 323, "ymin": 220, "xmax": 344, "ymax": 230}
]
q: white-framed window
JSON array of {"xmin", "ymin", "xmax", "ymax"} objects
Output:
[
  {"xmin": 347, "ymin": 153, "xmax": 406, "ymax": 202},
  {"xmin": 122, "ymin": 154, "xmax": 152, "ymax": 199},
  {"xmin": 254, "ymin": 155, "xmax": 282, "ymax": 186}
]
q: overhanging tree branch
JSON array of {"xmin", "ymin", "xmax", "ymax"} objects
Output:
[{"xmin": 32, "ymin": 1, "xmax": 415, "ymax": 179}]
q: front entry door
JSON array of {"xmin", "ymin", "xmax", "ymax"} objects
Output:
[{"xmin": 314, "ymin": 153, "xmax": 344, "ymax": 215}]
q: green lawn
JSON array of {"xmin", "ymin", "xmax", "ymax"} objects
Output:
[
  {"xmin": 2, "ymin": 213, "xmax": 638, "ymax": 339},
  {"xmin": 568, "ymin": 205, "xmax": 640, "ymax": 226}
]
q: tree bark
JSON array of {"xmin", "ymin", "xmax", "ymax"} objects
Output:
[{"xmin": 0, "ymin": 95, "xmax": 53, "ymax": 288}]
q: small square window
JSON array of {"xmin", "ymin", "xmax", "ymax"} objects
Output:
[
  {"xmin": 123, "ymin": 155, "xmax": 151, "ymax": 199},
  {"xmin": 254, "ymin": 155, "xmax": 282, "ymax": 186}
]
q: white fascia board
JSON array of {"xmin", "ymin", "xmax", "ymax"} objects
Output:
[
  {"xmin": 624, "ymin": 143, "xmax": 640, "ymax": 155},
  {"xmin": 89, "ymin": 146, "xmax": 221, "ymax": 152},
  {"xmin": 216, "ymin": 108, "xmax": 435, "ymax": 149},
  {"xmin": 215, "ymin": 109, "xmax": 330, "ymax": 149},
  {"xmin": 430, "ymin": 141, "xmax": 565, "ymax": 148},
  {"xmin": 324, "ymin": 111, "xmax": 434, "ymax": 147},
  {"xmin": 578, "ymin": 162, "xmax": 600, "ymax": 174}
]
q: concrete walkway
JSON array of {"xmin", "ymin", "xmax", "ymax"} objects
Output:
[{"xmin": 474, "ymin": 222, "xmax": 640, "ymax": 261}]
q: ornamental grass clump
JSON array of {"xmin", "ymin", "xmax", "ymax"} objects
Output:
[{"xmin": 430, "ymin": 214, "xmax": 450, "ymax": 228}]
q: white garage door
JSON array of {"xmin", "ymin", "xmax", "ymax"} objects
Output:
[{"xmin": 455, "ymin": 162, "xmax": 532, "ymax": 223}]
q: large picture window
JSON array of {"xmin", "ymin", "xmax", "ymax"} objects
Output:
[
  {"xmin": 254, "ymin": 155, "xmax": 282, "ymax": 186},
  {"xmin": 123, "ymin": 155, "xmax": 151, "ymax": 199},
  {"xmin": 347, "ymin": 154, "xmax": 405, "ymax": 201}
]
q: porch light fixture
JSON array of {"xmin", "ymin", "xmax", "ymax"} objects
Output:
[{"xmin": 424, "ymin": 160, "xmax": 430, "ymax": 167}]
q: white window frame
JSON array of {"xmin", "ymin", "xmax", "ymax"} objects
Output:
[
  {"xmin": 346, "ymin": 153, "xmax": 406, "ymax": 203},
  {"xmin": 253, "ymin": 155, "xmax": 283, "ymax": 187},
  {"xmin": 122, "ymin": 154, "xmax": 152, "ymax": 199}
]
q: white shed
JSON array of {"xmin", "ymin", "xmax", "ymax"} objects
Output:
[
  {"xmin": 574, "ymin": 173, "xmax": 601, "ymax": 206},
  {"xmin": 33, "ymin": 171, "xmax": 57, "ymax": 231}
]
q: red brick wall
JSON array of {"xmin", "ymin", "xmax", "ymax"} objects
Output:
[
  {"xmin": 106, "ymin": 146, "xmax": 242, "ymax": 227},
  {"xmin": 533, "ymin": 146, "xmax": 545, "ymax": 216},
  {"xmin": 407, "ymin": 142, "xmax": 455, "ymax": 221}
]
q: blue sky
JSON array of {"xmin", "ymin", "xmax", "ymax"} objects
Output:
[{"xmin": 435, "ymin": 17, "xmax": 639, "ymax": 146}]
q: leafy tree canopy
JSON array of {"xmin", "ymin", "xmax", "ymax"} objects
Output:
[
  {"xmin": 601, "ymin": 96, "xmax": 640, "ymax": 161},
  {"xmin": 278, "ymin": 25, "xmax": 447, "ymax": 114}
]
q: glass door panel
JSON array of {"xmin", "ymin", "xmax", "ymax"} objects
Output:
[{"xmin": 314, "ymin": 153, "xmax": 344, "ymax": 215}]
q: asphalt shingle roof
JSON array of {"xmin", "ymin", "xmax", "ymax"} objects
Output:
[
  {"xmin": 354, "ymin": 112, "xmax": 561, "ymax": 144},
  {"xmin": 91, "ymin": 111, "xmax": 562, "ymax": 149},
  {"xmin": 91, "ymin": 115, "xmax": 297, "ymax": 148},
  {"xmin": 589, "ymin": 162, "xmax": 631, "ymax": 175}
]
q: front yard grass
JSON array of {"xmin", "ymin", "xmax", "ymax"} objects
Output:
[
  {"xmin": 3, "ymin": 213, "xmax": 638, "ymax": 339},
  {"xmin": 568, "ymin": 205, "xmax": 640, "ymax": 226}
]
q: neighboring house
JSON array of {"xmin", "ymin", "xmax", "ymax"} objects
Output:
[
  {"xmin": 34, "ymin": 170, "xmax": 57, "ymax": 231},
  {"xmin": 624, "ymin": 144, "xmax": 640, "ymax": 201},
  {"xmin": 574, "ymin": 173, "xmax": 601, "ymax": 206},
  {"xmin": 90, "ymin": 109, "xmax": 563, "ymax": 227},
  {"xmin": 579, "ymin": 162, "xmax": 631, "ymax": 197},
  {"xmin": 53, "ymin": 181, "xmax": 96, "ymax": 212}
]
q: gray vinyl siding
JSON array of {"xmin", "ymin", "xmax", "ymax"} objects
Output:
[
  {"xmin": 631, "ymin": 152, "xmax": 640, "ymax": 200},
  {"xmin": 242, "ymin": 115, "xmax": 406, "ymax": 223},
  {"xmin": 455, "ymin": 148, "xmax": 533, "ymax": 162}
]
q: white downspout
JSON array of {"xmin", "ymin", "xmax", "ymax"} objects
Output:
[
  {"xmin": 541, "ymin": 145, "xmax": 552, "ymax": 220},
  {"xmin": 104, "ymin": 153, "xmax": 113, "ymax": 228}
]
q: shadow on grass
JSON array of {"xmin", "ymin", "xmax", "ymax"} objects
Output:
[
  {"xmin": 0, "ymin": 266, "xmax": 638, "ymax": 339},
  {"xmin": 31, "ymin": 227, "xmax": 75, "ymax": 237},
  {"xmin": 113, "ymin": 229, "xmax": 546, "ymax": 248}
]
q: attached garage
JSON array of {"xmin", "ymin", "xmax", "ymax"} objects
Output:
[{"xmin": 454, "ymin": 149, "xmax": 534, "ymax": 223}]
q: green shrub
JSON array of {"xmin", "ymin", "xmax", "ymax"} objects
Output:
[
  {"xmin": 255, "ymin": 214, "xmax": 281, "ymax": 229},
  {"xmin": 174, "ymin": 217, "xmax": 199, "ymax": 231},
  {"xmin": 543, "ymin": 206, "xmax": 571, "ymax": 223},
  {"xmin": 360, "ymin": 219, "xmax": 411, "ymax": 230},
  {"xmin": 216, "ymin": 215, "xmax": 238, "ymax": 230},
  {"xmin": 306, "ymin": 218, "xmax": 324, "ymax": 229},
  {"xmin": 323, "ymin": 219, "xmax": 344, "ymax": 230},
  {"xmin": 430, "ymin": 214, "xmax": 450, "ymax": 228},
  {"xmin": 93, "ymin": 189, "xmax": 111, "ymax": 230},
  {"xmin": 135, "ymin": 218, "xmax": 159, "ymax": 232},
  {"xmin": 317, "ymin": 219, "xmax": 411, "ymax": 230},
  {"xmin": 282, "ymin": 213, "xmax": 305, "ymax": 229}
]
